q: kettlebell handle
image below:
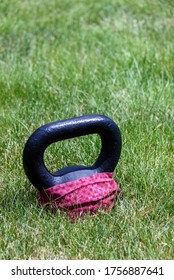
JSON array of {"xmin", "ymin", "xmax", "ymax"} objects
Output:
[{"xmin": 23, "ymin": 114, "xmax": 122, "ymax": 190}]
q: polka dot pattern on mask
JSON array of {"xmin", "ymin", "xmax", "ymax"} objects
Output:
[{"xmin": 38, "ymin": 172, "xmax": 121, "ymax": 222}]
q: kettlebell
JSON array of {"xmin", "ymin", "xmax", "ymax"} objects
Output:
[{"xmin": 23, "ymin": 114, "xmax": 122, "ymax": 191}]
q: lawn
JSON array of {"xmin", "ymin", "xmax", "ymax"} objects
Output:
[{"xmin": 0, "ymin": 0, "xmax": 173, "ymax": 259}]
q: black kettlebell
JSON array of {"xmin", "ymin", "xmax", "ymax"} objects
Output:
[{"xmin": 23, "ymin": 114, "xmax": 122, "ymax": 191}]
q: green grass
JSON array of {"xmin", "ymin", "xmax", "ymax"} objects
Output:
[{"xmin": 0, "ymin": 0, "xmax": 173, "ymax": 259}]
